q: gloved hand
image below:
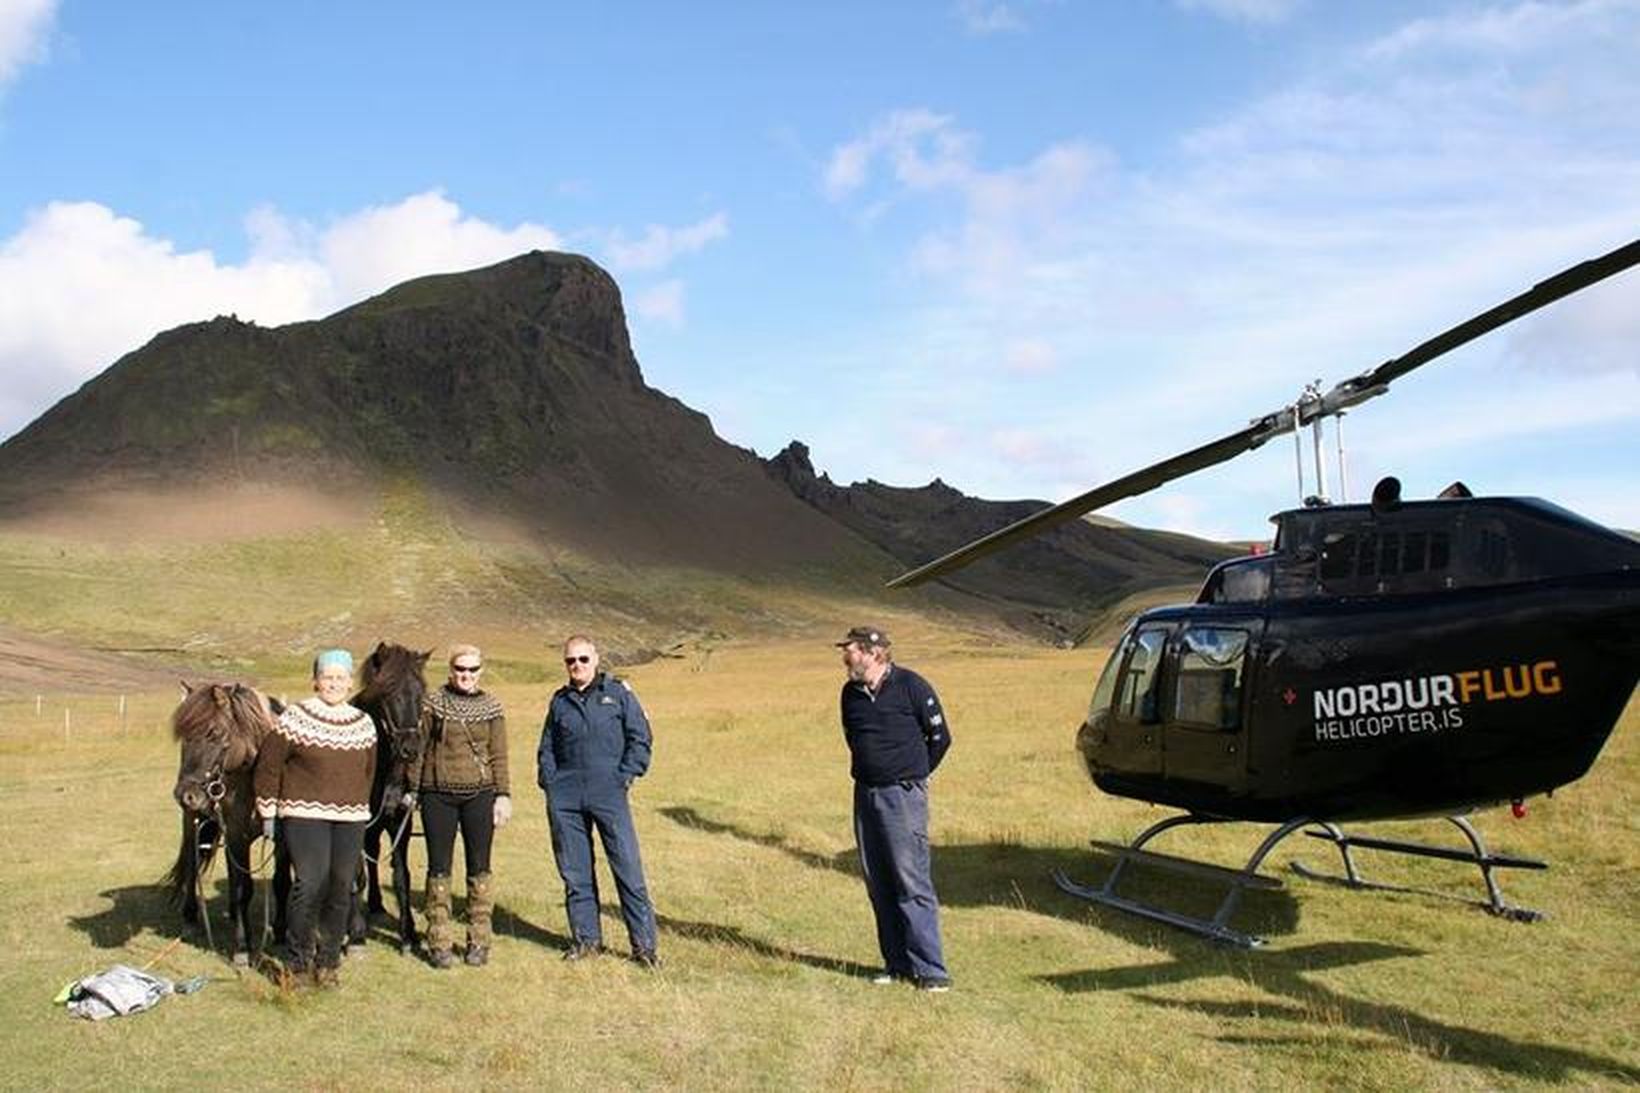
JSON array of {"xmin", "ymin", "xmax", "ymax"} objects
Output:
[
  {"xmin": 493, "ymin": 795, "xmax": 513, "ymax": 828},
  {"xmin": 261, "ymin": 817, "xmax": 276, "ymax": 843},
  {"xmin": 402, "ymin": 791, "xmax": 417, "ymax": 812}
]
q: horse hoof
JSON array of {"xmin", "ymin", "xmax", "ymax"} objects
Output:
[{"xmin": 233, "ymin": 952, "xmax": 250, "ymax": 968}]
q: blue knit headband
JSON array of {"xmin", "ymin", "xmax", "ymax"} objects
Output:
[{"xmin": 313, "ymin": 648, "xmax": 354, "ymax": 675}]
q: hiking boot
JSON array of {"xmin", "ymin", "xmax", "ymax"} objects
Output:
[
  {"xmin": 425, "ymin": 873, "xmax": 454, "ymax": 970},
  {"xmin": 562, "ymin": 941, "xmax": 603, "ymax": 962},
  {"xmin": 314, "ymin": 965, "xmax": 341, "ymax": 989},
  {"xmin": 466, "ymin": 872, "xmax": 493, "ymax": 962},
  {"xmin": 632, "ymin": 949, "xmax": 661, "ymax": 970},
  {"xmin": 915, "ymin": 976, "xmax": 952, "ymax": 993}
]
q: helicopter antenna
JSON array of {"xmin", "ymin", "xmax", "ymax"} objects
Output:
[
  {"xmin": 1336, "ymin": 411, "xmax": 1350, "ymax": 503},
  {"xmin": 1291, "ymin": 403, "xmax": 1305, "ymax": 505},
  {"xmin": 888, "ymin": 236, "xmax": 1640, "ymax": 589}
]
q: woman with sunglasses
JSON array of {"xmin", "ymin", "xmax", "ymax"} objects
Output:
[{"xmin": 403, "ymin": 643, "xmax": 510, "ymax": 968}]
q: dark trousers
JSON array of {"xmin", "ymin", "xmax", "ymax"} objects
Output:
[
  {"xmin": 283, "ymin": 817, "xmax": 367, "ymax": 969},
  {"xmin": 421, "ymin": 789, "xmax": 495, "ymax": 877},
  {"xmin": 854, "ymin": 779, "xmax": 948, "ymax": 980},
  {"xmin": 546, "ymin": 776, "xmax": 657, "ymax": 953}
]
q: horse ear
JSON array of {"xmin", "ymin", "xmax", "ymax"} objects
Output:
[
  {"xmin": 418, "ymin": 650, "xmax": 432, "ymax": 665},
  {"xmin": 374, "ymin": 640, "xmax": 388, "ymax": 654},
  {"xmin": 211, "ymin": 684, "xmax": 231, "ymax": 710}
]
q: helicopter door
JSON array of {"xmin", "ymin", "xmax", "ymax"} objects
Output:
[{"xmin": 1161, "ymin": 625, "xmax": 1256, "ymax": 790}]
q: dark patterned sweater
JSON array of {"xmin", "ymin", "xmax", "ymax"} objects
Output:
[
  {"xmin": 410, "ymin": 686, "xmax": 510, "ymax": 796},
  {"xmin": 254, "ymin": 697, "xmax": 377, "ymax": 822}
]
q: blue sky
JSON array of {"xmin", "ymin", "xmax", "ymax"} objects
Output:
[{"xmin": 2, "ymin": 0, "xmax": 1638, "ymax": 539}]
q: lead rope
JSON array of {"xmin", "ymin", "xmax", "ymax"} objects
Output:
[{"xmin": 360, "ymin": 805, "xmax": 415, "ymax": 865}]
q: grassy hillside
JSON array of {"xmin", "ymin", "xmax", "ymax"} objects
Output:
[
  {"xmin": 0, "ymin": 479, "xmax": 990, "ymax": 690},
  {"xmin": 1, "ymin": 637, "xmax": 1634, "ymax": 1089}
]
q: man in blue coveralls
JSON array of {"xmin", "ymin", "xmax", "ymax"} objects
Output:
[
  {"xmin": 837, "ymin": 625, "xmax": 953, "ymax": 992},
  {"xmin": 538, "ymin": 634, "xmax": 660, "ymax": 967}
]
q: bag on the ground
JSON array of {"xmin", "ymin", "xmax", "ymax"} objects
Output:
[{"xmin": 60, "ymin": 964, "xmax": 174, "ymax": 1020}]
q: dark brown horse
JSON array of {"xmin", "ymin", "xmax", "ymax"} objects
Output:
[
  {"xmin": 166, "ymin": 681, "xmax": 290, "ymax": 965},
  {"xmin": 351, "ymin": 642, "xmax": 430, "ymax": 954}
]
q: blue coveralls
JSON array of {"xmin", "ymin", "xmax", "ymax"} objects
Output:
[
  {"xmin": 840, "ymin": 664, "xmax": 952, "ymax": 982},
  {"xmin": 537, "ymin": 672, "xmax": 658, "ymax": 954}
]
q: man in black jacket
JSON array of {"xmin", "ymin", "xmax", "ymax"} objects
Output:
[{"xmin": 836, "ymin": 625, "xmax": 952, "ymax": 991}]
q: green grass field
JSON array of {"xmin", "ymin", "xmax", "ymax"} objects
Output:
[{"xmin": 1, "ymin": 637, "xmax": 1636, "ymax": 1090}]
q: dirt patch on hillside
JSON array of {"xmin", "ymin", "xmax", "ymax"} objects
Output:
[
  {"xmin": 0, "ymin": 625, "xmax": 198, "ymax": 696},
  {"xmin": 0, "ymin": 482, "xmax": 368, "ymax": 542}
]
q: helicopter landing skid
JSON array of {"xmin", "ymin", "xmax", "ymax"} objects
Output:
[
  {"xmin": 1052, "ymin": 814, "xmax": 1306, "ymax": 949},
  {"xmin": 1292, "ymin": 816, "xmax": 1547, "ymax": 923}
]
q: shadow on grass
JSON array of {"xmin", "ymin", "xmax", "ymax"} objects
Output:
[
  {"xmin": 492, "ymin": 902, "xmax": 571, "ymax": 951},
  {"xmin": 70, "ymin": 883, "xmax": 176, "ymax": 949},
  {"xmin": 655, "ymin": 910, "xmax": 877, "ymax": 980},
  {"xmin": 1047, "ymin": 941, "xmax": 1640, "ymax": 1082},
  {"xmin": 657, "ymin": 804, "xmax": 1299, "ymax": 942}
]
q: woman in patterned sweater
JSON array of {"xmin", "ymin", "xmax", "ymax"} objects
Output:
[
  {"xmin": 254, "ymin": 648, "xmax": 376, "ymax": 986},
  {"xmin": 404, "ymin": 643, "xmax": 510, "ymax": 968}
]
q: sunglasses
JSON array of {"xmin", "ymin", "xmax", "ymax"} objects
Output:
[
  {"xmin": 452, "ymin": 663, "xmax": 483, "ymax": 674},
  {"xmin": 564, "ymin": 655, "xmax": 593, "ymax": 665}
]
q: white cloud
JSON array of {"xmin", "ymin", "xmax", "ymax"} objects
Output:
[
  {"xmin": 1002, "ymin": 338, "xmax": 1058, "ymax": 374},
  {"xmin": 1366, "ymin": 0, "xmax": 1634, "ymax": 60},
  {"xmin": 1174, "ymin": 0, "xmax": 1305, "ymax": 24},
  {"xmin": 629, "ymin": 280, "xmax": 685, "ymax": 325},
  {"xmin": 604, "ymin": 213, "xmax": 728, "ymax": 272},
  {"xmin": 0, "ymin": 192, "xmax": 566, "ymax": 440},
  {"xmin": 822, "ymin": 109, "xmax": 962, "ymax": 199},
  {"xmin": 305, "ymin": 190, "xmax": 561, "ymax": 302},
  {"xmin": 955, "ymin": 1, "xmax": 1025, "ymax": 35},
  {"xmin": 0, "ymin": 0, "xmax": 55, "ymax": 90}
]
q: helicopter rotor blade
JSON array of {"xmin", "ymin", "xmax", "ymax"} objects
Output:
[
  {"xmin": 1313, "ymin": 237, "xmax": 1640, "ymax": 420},
  {"xmin": 886, "ymin": 419, "xmax": 1276, "ymax": 588},
  {"xmin": 888, "ymin": 237, "xmax": 1640, "ymax": 590}
]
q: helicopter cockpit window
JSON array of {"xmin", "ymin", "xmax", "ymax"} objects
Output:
[
  {"xmin": 1117, "ymin": 627, "xmax": 1167, "ymax": 723},
  {"xmin": 1174, "ymin": 627, "xmax": 1248, "ymax": 730},
  {"xmin": 1320, "ymin": 532, "xmax": 1357, "ymax": 579}
]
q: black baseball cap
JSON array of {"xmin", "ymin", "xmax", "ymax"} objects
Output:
[{"xmin": 835, "ymin": 625, "xmax": 890, "ymax": 649}]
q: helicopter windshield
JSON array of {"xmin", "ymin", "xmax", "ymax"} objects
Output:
[
  {"xmin": 1088, "ymin": 630, "xmax": 1129, "ymax": 722},
  {"xmin": 1117, "ymin": 626, "xmax": 1168, "ymax": 723}
]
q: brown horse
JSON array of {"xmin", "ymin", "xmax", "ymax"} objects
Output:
[
  {"xmin": 351, "ymin": 642, "xmax": 430, "ymax": 954},
  {"xmin": 166, "ymin": 681, "xmax": 289, "ymax": 965}
]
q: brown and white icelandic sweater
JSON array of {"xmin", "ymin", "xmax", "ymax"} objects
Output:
[
  {"xmin": 409, "ymin": 686, "xmax": 510, "ymax": 797},
  {"xmin": 254, "ymin": 697, "xmax": 377, "ymax": 822}
]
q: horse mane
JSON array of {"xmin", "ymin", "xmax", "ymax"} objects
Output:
[
  {"xmin": 354, "ymin": 642, "xmax": 429, "ymax": 707},
  {"xmin": 170, "ymin": 682, "xmax": 271, "ymax": 745}
]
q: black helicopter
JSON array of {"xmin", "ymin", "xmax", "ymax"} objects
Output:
[{"xmin": 889, "ymin": 239, "xmax": 1640, "ymax": 946}]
